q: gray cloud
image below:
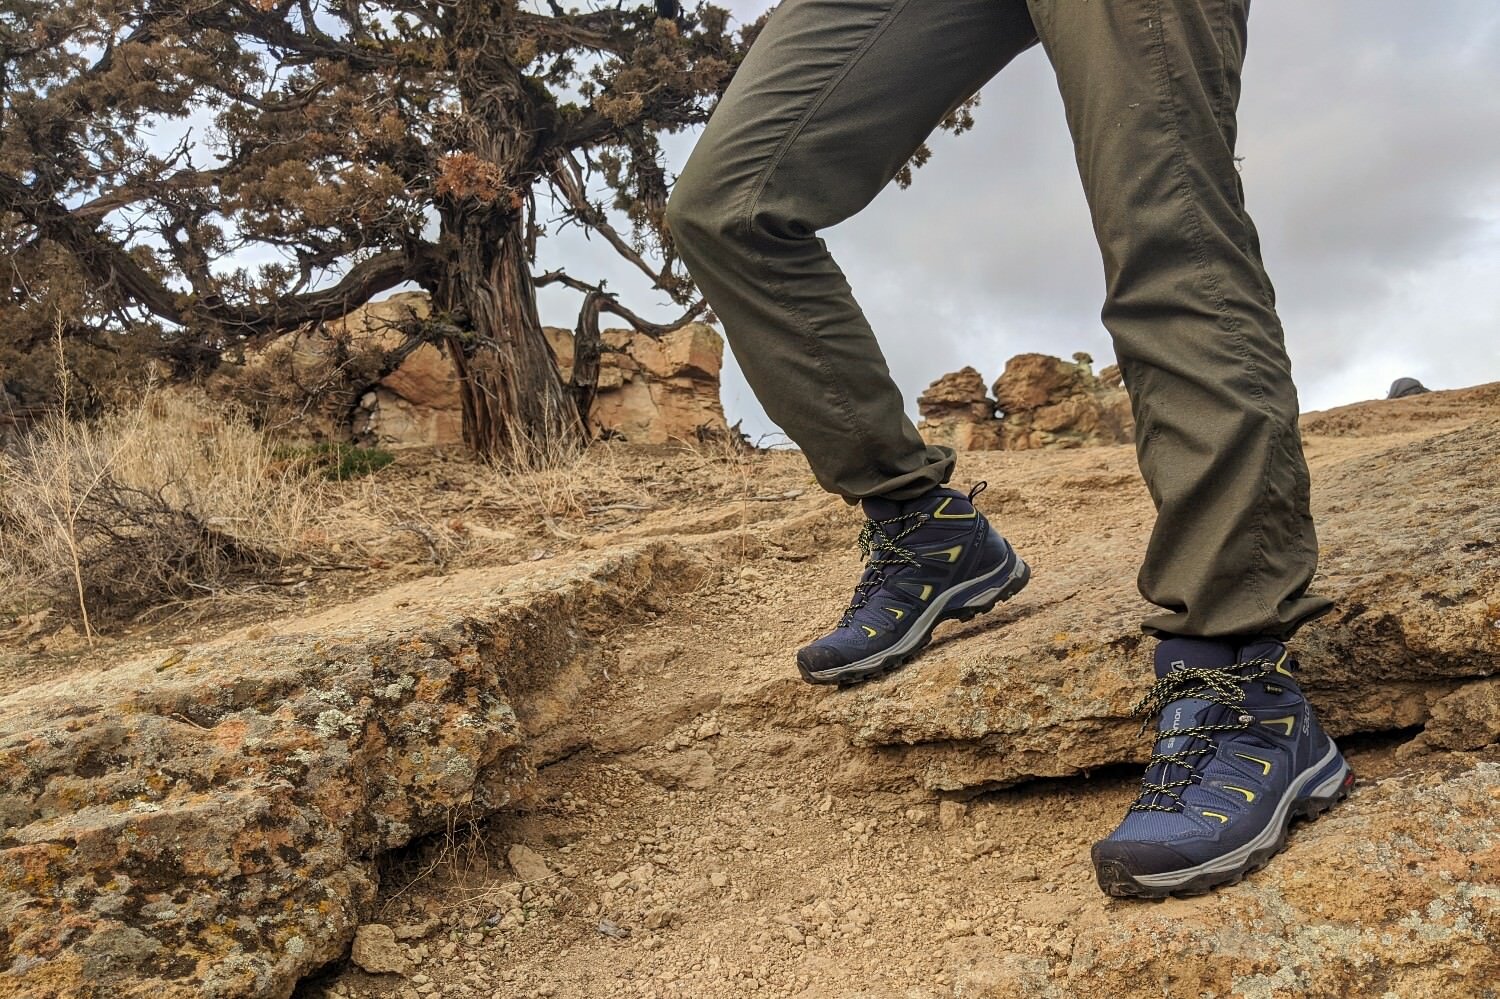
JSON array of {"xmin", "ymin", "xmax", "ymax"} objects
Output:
[{"xmin": 539, "ymin": 0, "xmax": 1500, "ymax": 438}]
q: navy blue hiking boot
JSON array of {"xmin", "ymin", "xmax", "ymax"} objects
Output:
[
  {"xmin": 796, "ymin": 484, "xmax": 1029, "ymax": 686},
  {"xmin": 1092, "ymin": 637, "xmax": 1355, "ymax": 898}
]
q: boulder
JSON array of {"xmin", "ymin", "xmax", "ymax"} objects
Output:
[
  {"xmin": 0, "ymin": 543, "xmax": 691, "ymax": 999},
  {"xmin": 915, "ymin": 353, "xmax": 1135, "ymax": 453},
  {"xmin": 916, "ymin": 367, "xmax": 1003, "ymax": 452},
  {"xmin": 992, "ymin": 352, "xmax": 1134, "ymax": 450}
]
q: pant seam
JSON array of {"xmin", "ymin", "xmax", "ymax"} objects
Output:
[
  {"xmin": 732, "ymin": 0, "xmax": 920, "ymax": 466},
  {"xmin": 1145, "ymin": 0, "xmax": 1279, "ymax": 633}
]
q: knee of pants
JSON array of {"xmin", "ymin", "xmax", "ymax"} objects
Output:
[
  {"xmin": 669, "ymin": 155, "xmax": 826, "ymax": 260},
  {"xmin": 665, "ymin": 160, "xmax": 742, "ymax": 260}
]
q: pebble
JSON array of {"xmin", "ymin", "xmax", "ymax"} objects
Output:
[
  {"xmin": 938, "ymin": 801, "xmax": 968, "ymax": 830},
  {"xmin": 349, "ymin": 924, "xmax": 408, "ymax": 975}
]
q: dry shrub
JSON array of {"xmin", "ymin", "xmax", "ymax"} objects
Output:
[{"xmin": 0, "ymin": 389, "xmax": 326, "ymax": 632}]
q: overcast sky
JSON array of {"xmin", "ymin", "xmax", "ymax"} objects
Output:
[{"xmin": 535, "ymin": 0, "xmax": 1500, "ymax": 442}]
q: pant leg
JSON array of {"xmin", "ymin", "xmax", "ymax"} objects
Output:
[
  {"xmin": 667, "ymin": 0, "xmax": 1039, "ymax": 501},
  {"xmin": 1027, "ymin": 0, "xmax": 1332, "ymax": 639}
]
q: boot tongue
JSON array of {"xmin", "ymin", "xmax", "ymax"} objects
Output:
[
  {"xmin": 1144, "ymin": 639, "xmax": 1239, "ymax": 802},
  {"xmin": 859, "ymin": 496, "xmax": 907, "ymax": 521}
]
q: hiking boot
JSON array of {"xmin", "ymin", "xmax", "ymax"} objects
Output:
[
  {"xmin": 1092, "ymin": 637, "xmax": 1354, "ymax": 898},
  {"xmin": 795, "ymin": 484, "xmax": 1029, "ymax": 686}
]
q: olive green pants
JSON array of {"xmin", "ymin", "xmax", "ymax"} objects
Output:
[{"xmin": 667, "ymin": 0, "xmax": 1331, "ymax": 640}]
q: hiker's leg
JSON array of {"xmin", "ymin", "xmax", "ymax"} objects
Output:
[
  {"xmin": 1029, "ymin": 0, "xmax": 1331, "ymax": 638},
  {"xmin": 668, "ymin": 0, "xmax": 1039, "ymax": 500}
]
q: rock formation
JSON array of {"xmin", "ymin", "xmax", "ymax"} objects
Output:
[
  {"xmin": 344, "ymin": 294, "xmax": 465, "ymax": 447},
  {"xmin": 916, "ymin": 352, "xmax": 1134, "ymax": 452},
  {"xmin": 914, "ymin": 366, "xmax": 1002, "ymax": 451},
  {"xmin": 544, "ymin": 323, "xmax": 729, "ymax": 445},
  {"xmin": 1387, "ymin": 376, "xmax": 1431, "ymax": 399},
  {"xmin": 991, "ymin": 351, "xmax": 1134, "ymax": 450},
  {"xmin": 0, "ymin": 544, "xmax": 694, "ymax": 998},
  {"xmin": 232, "ymin": 292, "xmax": 728, "ymax": 448}
]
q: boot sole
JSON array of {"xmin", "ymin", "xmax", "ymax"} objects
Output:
[
  {"xmin": 798, "ymin": 553, "xmax": 1031, "ymax": 688},
  {"xmin": 1093, "ymin": 750, "xmax": 1356, "ymax": 899}
]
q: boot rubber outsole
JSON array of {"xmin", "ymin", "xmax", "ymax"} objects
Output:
[{"xmin": 1093, "ymin": 766, "xmax": 1356, "ymax": 899}]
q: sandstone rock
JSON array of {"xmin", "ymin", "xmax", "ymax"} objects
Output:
[
  {"xmin": 0, "ymin": 542, "xmax": 692, "ymax": 999},
  {"xmin": 235, "ymin": 291, "xmax": 728, "ymax": 448},
  {"xmin": 915, "ymin": 353, "xmax": 1134, "ymax": 453},
  {"xmin": 546, "ymin": 323, "xmax": 728, "ymax": 444},
  {"xmin": 977, "ymin": 761, "xmax": 1500, "ymax": 997},
  {"xmin": 819, "ymin": 417, "xmax": 1500, "ymax": 791},
  {"xmin": 349, "ymin": 925, "xmax": 406, "ymax": 975},
  {"xmin": 1404, "ymin": 677, "xmax": 1500, "ymax": 752},
  {"xmin": 992, "ymin": 352, "xmax": 1134, "ymax": 450},
  {"xmin": 916, "ymin": 367, "xmax": 1003, "ymax": 452}
]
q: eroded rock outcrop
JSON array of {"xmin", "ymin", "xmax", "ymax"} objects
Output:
[
  {"xmin": 991, "ymin": 352, "xmax": 1134, "ymax": 450},
  {"xmin": 0, "ymin": 544, "xmax": 692, "ymax": 999},
  {"xmin": 916, "ymin": 352, "xmax": 1134, "ymax": 452},
  {"xmin": 545, "ymin": 323, "xmax": 729, "ymax": 444},
  {"xmin": 916, "ymin": 367, "xmax": 1003, "ymax": 452},
  {"xmin": 229, "ymin": 292, "xmax": 728, "ymax": 448}
]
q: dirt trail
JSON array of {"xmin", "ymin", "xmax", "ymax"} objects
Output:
[{"xmin": 301, "ymin": 394, "xmax": 1500, "ymax": 999}]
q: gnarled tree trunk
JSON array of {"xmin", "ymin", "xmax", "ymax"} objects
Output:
[{"xmin": 434, "ymin": 203, "xmax": 582, "ymax": 463}]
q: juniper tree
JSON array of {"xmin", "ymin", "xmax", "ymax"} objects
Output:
[{"xmin": 0, "ymin": 0, "xmax": 751, "ymax": 457}]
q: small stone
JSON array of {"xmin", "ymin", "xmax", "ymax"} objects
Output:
[
  {"xmin": 393, "ymin": 918, "xmax": 440, "ymax": 941},
  {"xmin": 709, "ymin": 872, "xmax": 730, "ymax": 889},
  {"xmin": 350, "ymin": 923, "xmax": 408, "ymax": 975},
  {"xmin": 782, "ymin": 925, "xmax": 805, "ymax": 945},
  {"xmin": 598, "ymin": 919, "xmax": 630, "ymax": 940},
  {"xmin": 642, "ymin": 906, "xmax": 676, "ymax": 930},
  {"xmin": 507, "ymin": 844, "xmax": 552, "ymax": 884},
  {"xmin": 937, "ymin": 801, "xmax": 968, "ymax": 830}
]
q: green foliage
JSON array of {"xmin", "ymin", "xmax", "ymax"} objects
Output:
[
  {"xmin": 277, "ymin": 443, "xmax": 395, "ymax": 481},
  {"xmin": 0, "ymin": 0, "xmax": 755, "ymax": 456}
]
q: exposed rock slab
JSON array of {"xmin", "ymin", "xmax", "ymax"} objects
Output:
[
  {"xmin": 0, "ymin": 543, "xmax": 689, "ymax": 998},
  {"xmin": 819, "ymin": 417, "xmax": 1500, "ymax": 790},
  {"xmin": 946, "ymin": 760, "xmax": 1500, "ymax": 998}
]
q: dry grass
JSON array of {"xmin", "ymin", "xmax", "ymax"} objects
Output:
[
  {"xmin": 482, "ymin": 428, "xmax": 769, "ymax": 542},
  {"xmin": 486, "ymin": 437, "xmax": 653, "ymax": 537},
  {"xmin": 0, "ymin": 389, "xmax": 329, "ymax": 634}
]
